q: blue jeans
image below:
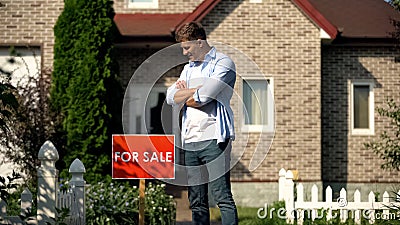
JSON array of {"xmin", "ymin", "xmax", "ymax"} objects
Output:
[{"xmin": 184, "ymin": 139, "xmax": 238, "ymax": 225}]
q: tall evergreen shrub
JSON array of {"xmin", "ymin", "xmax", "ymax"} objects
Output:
[{"xmin": 52, "ymin": 0, "xmax": 122, "ymax": 183}]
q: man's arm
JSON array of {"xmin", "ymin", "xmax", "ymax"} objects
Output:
[
  {"xmin": 192, "ymin": 57, "xmax": 236, "ymax": 106},
  {"xmin": 173, "ymin": 88, "xmax": 197, "ymax": 105},
  {"xmin": 166, "ymin": 66, "xmax": 189, "ymax": 106},
  {"xmin": 185, "ymin": 96, "xmax": 201, "ymax": 108},
  {"xmin": 168, "ymin": 80, "xmax": 197, "ymax": 106}
]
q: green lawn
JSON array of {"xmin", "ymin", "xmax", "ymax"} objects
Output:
[{"xmin": 210, "ymin": 205, "xmax": 287, "ymax": 225}]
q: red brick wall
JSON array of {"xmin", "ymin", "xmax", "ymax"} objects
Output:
[
  {"xmin": 201, "ymin": 0, "xmax": 322, "ymax": 181},
  {"xmin": 0, "ymin": 0, "xmax": 63, "ymax": 68},
  {"xmin": 322, "ymin": 46, "xmax": 400, "ymax": 183}
]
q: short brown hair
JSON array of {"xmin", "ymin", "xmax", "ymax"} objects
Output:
[{"xmin": 175, "ymin": 22, "xmax": 207, "ymax": 42}]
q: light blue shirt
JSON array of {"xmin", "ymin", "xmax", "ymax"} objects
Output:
[{"xmin": 166, "ymin": 47, "xmax": 236, "ymax": 144}]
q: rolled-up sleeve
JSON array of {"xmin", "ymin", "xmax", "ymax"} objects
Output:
[
  {"xmin": 166, "ymin": 83, "xmax": 179, "ymax": 106},
  {"xmin": 193, "ymin": 57, "xmax": 236, "ymax": 105},
  {"xmin": 166, "ymin": 65, "xmax": 188, "ymax": 106}
]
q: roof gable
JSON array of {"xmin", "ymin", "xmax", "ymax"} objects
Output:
[
  {"xmin": 114, "ymin": 13, "xmax": 189, "ymax": 37},
  {"xmin": 291, "ymin": 0, "xmax": 338, "ymax": 39},
  {"xmin": 114, "ymin": 0, "xmax": 221, "ymax": 39},
  {"xmin": 304, "ymin": 0, "xmax": 400, "ymax": 39},
  {"xmin": 115, "ymin": 0, "xmax": 400, "ymax": 41}
]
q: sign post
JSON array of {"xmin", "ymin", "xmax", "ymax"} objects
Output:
[
  {"xmin": 139, "ymin": 179, "xmax": 145, "ymax": 225},
  {"xmin": 112, "ymin": 135, "xmax": 175, "ymax": 224}
]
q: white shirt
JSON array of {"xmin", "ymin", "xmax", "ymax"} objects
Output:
[
  {"xmin": 184, "ymin": 62, "xmax": 217, "ymax": 143},
  {"xmin": 166, "ymin": 47, "xmax": 236, "ymax": 144}
]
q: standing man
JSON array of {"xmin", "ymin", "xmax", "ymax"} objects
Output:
[{"xmin": 166, "ymin": 22, "xmax": 238, "ymax": 225}]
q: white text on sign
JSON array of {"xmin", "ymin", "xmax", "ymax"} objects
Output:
[{"xmin": 114, "ymin": 151, "xmax": 173, "ymax": 163}]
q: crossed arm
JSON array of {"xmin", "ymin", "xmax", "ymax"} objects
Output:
[
  {"xmin": 168, "ymin": 57, "xmax": 235, "ymax": 108},
  {"xmin": 173, "ymin": 80, "xmax": 201, "ymax": 108}
]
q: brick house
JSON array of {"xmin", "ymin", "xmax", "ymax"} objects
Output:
[{"xmin": 1, "ymin": 0, "xmax": 399, "ymax": 206}]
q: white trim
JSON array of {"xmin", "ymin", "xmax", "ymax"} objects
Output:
[
  {"xmin": 128, "ymin": 0, "xmax": 158, "ymax": 9},
  {"xmin": 350, "ymin": 80, "xmax": 375, "ymax": 135},
  {"xmin": 320, "ymin": 29, "xmax": 331, "ymax": 39},
  {"xmin": 250, "ymin": 0, "xmax": 263, "ymax": 3},
  {"xmin": 240, "ymin": 77, "xmax": 275, "ymax": 133}
]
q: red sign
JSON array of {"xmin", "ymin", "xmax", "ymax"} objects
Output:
[{"xmin": 112, "ymin": 135, "xmax": 175, "ymax": 179}]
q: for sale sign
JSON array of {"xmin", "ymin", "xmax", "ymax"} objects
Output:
[{"xmin": 112, "ymin": 135, "xmax": 175, "ymax": 179}]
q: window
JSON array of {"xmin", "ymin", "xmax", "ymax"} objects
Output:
[
  {"xmin": 351, "ymin": 81, "xmax": 374, "ymax": 135},
  {"xmin": 128, "ymin": 0, "xmax": 158, "ymax": 8},
  {"xmin": 0, "ymin": 46, "xmax": 41, "ymax": 87},
  {"xmin": 241, "ymin": 78, "xmax": 274, "ymax": 132}
]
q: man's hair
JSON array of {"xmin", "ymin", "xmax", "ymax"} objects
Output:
[{"xmin": 175, "ymin": 22, "xmax": 207, "ymax": 42}]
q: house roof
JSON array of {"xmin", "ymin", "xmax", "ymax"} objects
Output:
[
  {"xmin": 114, "ymin": 0, "xmax": 221, "ymax": 39},
  {"xmin": 114, "ymin": 0, "xmax": 400, "ymax": 41},
  {"xmin": 294, "ymin": 0, "xmax": 400, "ymax": 40},
  {"xmin": 306, "ymin": 0, "xmax": 400, "ymax": 39},
  {"xmin": 114, "ymin": 13, "xmax": 189, "ymax": 37}
]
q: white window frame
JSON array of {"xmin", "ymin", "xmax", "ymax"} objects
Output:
[
  {"xmin": 350, "ymin": 80, "xmax": 375, "ymax": 135},
  {"xmin": 128, "ymin": 0, "xmax": 158, "ymax": 9},
  {"xmin": 240, "ymin": 77, "xmax": 274, "ymax": 133}
]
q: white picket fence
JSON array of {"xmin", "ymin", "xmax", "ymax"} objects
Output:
[
  {"xmin": 0, "ymin": 141, "xmax": 86, "ymax": 225},
  {"xmin": 279, "ymin": 168, "xmax": 400, "ymax": 224}
]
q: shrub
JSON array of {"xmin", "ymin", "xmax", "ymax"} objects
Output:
[
  {"xmin": 0, "ymin": 47, "xmax": 60, "ymax": 183},
  {"xmin": 52, "ymin": 0, "xmax": 123, "ymax": 183},
  {"xmin": 86, "ymin": 180, "xmax": 175, "ymax": 225}
]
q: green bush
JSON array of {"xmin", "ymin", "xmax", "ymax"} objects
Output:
[
  {"xmin": 52, "ymin": 0, "xmax": 123, "ymax": 183},
  {"xmin": 86, "ymin": 180, "xmax": 175, "ymax": 225}
]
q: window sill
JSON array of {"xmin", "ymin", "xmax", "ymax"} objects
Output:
[
  {"xmin": 351, "ymin": 129, "xmax": 374, "ymax": 136},
  {"xmin": 241, "ymin": 125, "xmax": 274, "ymax": 133},
  {"xmin": 128, "ymin": 2, "xmax": 158, "ymax": 9}
]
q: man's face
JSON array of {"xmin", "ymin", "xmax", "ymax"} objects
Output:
[{"xmin": 180, "ymin": 40, "xmax": 202, "ymax": 62}]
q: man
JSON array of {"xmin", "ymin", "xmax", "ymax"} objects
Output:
[{"xmin": 166, "ymin": 22, "xmax": 238, "ymax": 225}]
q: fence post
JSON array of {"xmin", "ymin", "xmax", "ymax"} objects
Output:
[
  {"xmin": 382, "ymin": 191, "xmax": 389, "ymax": 220},
  {"xmin": 285, "ymin": 170, "xmax": 294, "ymax": 224},
  {"xmin": 354, "ymin": 190, "xmax": 361, "ymax": 224},
  {"xmin": 69, "ymin": 158, "xmax": 86, "ymax": 225},
  {"xmin": 326, "ymin": 186, "xmax": 333, "ymax": 221},
  {"xmin": 368, "ymin": 191, "xmax": 375, "ymax": 224},
  {"xmin": 297, "ymin": 183, "xmax": 304, "ymax": 225},
  {"xmin": 311, "ymin": 185, "xmax": 319, "ymax": 221},
  {"xmin": 279, "ymin": 168, "xmax": 286, "ymax": 201},
  {"xmin": 37, "ymin": 141, "xmax": 59, "ymax": 225},
  {"xmin": 339, "ymin": 188, "xmax": 347, "ymax": 223},
  {"xmin": 21, "ymin": 188, "xmax": 32, "ymax": 217},
  {"xmin": 0, "ymin": 198, "xmax": 6, "ymax": 218}
]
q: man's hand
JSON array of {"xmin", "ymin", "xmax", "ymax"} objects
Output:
[
  {"xmin": 186, "ymin": 97, "xmax": 201, "ymax": 108},
  {"xmin": 175, "ymin": 80, "xmax": 187, "ymax": 89},
  {"xmin": 173, "ymin": 80, "xmax": 201, "ymax": 107},
  {"xmin": 173, "ymin": 80, "xmax": 196, "ymax": 104}
]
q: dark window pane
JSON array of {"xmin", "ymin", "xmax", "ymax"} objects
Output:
[
  {"xmin": 243, "ymin": 80, "xmax": 268, "ymax": 125},
  {"xmin": 354, "ymin": 85, "xmax": 369, "ymax": 129}
]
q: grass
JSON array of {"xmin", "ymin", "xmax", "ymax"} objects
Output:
[
  {"xmin": 210, "ymin": 206, "xmax": 262, "ymax": 222},
  {"xmin": 210, "ymin": 203, "xmax": 288, "ymax": 225}
]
